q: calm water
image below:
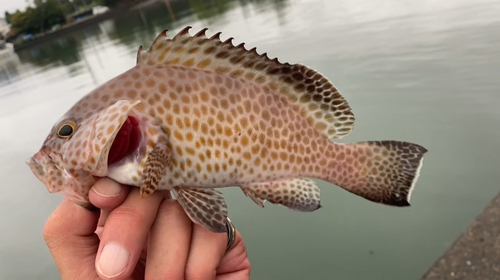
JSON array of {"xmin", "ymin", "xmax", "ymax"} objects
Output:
[{"xmin": 1, "ymin": 0, "xmax": 499, "ymax": 279}]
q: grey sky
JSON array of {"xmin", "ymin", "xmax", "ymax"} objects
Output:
[{"xmin": 0, "ymin": 0, "xmax": 30, "ymax": 17}]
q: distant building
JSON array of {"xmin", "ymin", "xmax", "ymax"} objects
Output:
[{"xmin": 0, "ymin": 18, "xmax": 11, "ymax": 38}]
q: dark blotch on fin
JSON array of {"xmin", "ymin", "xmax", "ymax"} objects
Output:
[{"xmin": 173, "ymin": 187, "xmax": 228, "ymax": 233}]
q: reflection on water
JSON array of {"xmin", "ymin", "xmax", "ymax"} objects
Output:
[
  {"xmin": 0, "ymin": 54, "xmax": 23, "ymax": 86},
  {"xmin": 15, "ymin": 0, "xmax": 289, "ymax": 71},
  {"xmin": 1, "ymin": 0, "xmax": 500, "ymax": 279}
]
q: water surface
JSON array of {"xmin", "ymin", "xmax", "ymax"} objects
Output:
[{"xmin": 1, "ymin": 0, "xmax": 499, "ymax": 279}]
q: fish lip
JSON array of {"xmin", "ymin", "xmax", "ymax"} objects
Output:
[
  {"xmin": 26, "ymin": 149, "xmax": 76, "ymax": 194},
  {"xmin": 27, "ymin": 149, "xmax": 50, "ymax": 166},
  {"xmin": 25, "ymin": 157, "xmax": 36, "ymax": 166}
]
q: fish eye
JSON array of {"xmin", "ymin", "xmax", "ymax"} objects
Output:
[{"xmin": 57, "ymin": 123, "xmax": 76, "ymax": 139}]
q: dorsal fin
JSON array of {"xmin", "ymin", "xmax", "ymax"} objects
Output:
[{"xmin": 137, "ymin": 26, "xmax": 355, "ymax": 139}]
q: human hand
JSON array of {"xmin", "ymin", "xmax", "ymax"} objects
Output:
[{"xmin": 43, "ymin": 178, "xmax": 251, "ymax": 280}]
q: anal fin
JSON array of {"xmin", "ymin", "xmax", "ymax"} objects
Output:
[
  {"xmin": 140, "ymin": 141, "xmax": 171, "ymax": 198},
  {"xmin": 241, "ymin": 178, "xmax": 321, "ymax": 212},
  {"xmin": 241, "ymin": 188, "xmax": 265, "ymax": 208},
  {"xmin": 173, "ymin": 187, "xmax": 228, "ymax": 233}
]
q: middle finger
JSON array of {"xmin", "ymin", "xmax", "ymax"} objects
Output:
[{"xmin": 145, "ymin": 199, "xmax": 193, "ymax": 280}]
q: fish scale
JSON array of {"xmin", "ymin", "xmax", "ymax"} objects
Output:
[{"xmin": 26, "ymin": 26, "xmax": 428, "ymax": 233}]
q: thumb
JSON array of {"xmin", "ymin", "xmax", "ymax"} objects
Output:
[{"xmin": 44, "ymin": 198, "xmax": 100, "ymax": 279}]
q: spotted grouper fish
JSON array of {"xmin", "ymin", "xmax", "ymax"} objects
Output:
[{"xmin": 26, "ymin": 27, "xmax": 428, "ymax": 232}]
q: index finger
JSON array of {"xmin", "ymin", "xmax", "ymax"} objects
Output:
[
  {"xmin": 95, "ymin": 188, "xmax": 166, "ymax": 279},
  {"xmin": 43, "ymin": 198, "xmax": 101, "ymax": 279}
]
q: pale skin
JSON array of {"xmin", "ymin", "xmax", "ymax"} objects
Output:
[{"xmin": 43, "ymin": 178, "xmax": 251, "ymax": 280}]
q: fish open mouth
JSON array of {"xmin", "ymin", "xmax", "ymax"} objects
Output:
[{"xmin": 108, "ymin": 116, "xmax": 141, "ymax": 165}]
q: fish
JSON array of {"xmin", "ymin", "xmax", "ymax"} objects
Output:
[{"xmin": 26, "ymin": 26, "xmax": 428, "ymax": 233}]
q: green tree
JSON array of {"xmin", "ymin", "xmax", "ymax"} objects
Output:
[
  {"xmin": 10, "ymin": 10, "xmax": 33, "ymax": 33},
  {"xmin": 39, "ymin": 0, "xmax": 67, "ymax": 29},
  {"xmin": 10, "ymin": 0, "xmax": 67, "ymax": 34},
  {"xmin": 4, "ymin": 11, "xmax": 12, "ymax": 24}
]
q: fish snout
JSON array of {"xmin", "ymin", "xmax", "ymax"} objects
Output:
[{"xmin": 27, "ymin": 148, "xmax": 54, "ymax": 165}]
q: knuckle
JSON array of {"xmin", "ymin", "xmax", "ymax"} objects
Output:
[
  {"xmin": 108, "ymin": 204, "xmax": 148, "ymax": 225},
  {"xmin": 43, "ymin": 216, "xmax": 65, "ymax": 250},
  {"xmin": 42, "ymin": 226, "xmax": 55, "ymax": 245},
  {"xmin": 210, "ymin": 232, "xmax": 228, "ymax": 252},
  {"xmin": 42, "ymin": 213, "xmax": 60, "ymax": 243},
  {"xmin": 246, "ymin": 262, "xmax": 252, "ymax": 275},
  {"xmin": 149, "ymin": 268, "xmax": 184, "ymax": 280},
  {"xmin": 159, "ymin": 199, "xmax": 184, "ymax": 213},
  {"xmin": 157, "ymin": 199, "xmax": 187, "ymax": 219},
  {"xmin": 153, "ymin": 199, "xmax": 187, "ymax": 226},
  {"xmin": 185, "ymin": 266, "xmax": 215, "ymax": 280}
]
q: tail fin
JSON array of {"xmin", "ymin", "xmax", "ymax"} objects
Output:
[{"xmin": 327, "ymin": 141, "xmax": 427, "ymax": 207}]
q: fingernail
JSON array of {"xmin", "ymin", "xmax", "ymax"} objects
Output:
[
  {"xmin": 92, "ymin": 181, "xmax": 121, "ymax": 197},
  {"xmin": 97, "ymin": 243, "xmax": 130, "ymax": 278}
]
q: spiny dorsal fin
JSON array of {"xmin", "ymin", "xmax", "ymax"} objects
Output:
[
  {"xmin": 138, "ymin": 26, "xmax": 355, "ymax": 139},
  {"xmin": 136, "ymin": 45, "xmax": 144, "ymax": 64}
]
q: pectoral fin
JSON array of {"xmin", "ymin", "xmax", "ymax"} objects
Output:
[
  {"xmin": 140, "ymin": 141, "xmax": 171, "ymax": 198},
  {"xmin": 173, "ymin": 187, "xmax": 228, "ymax": 233}
]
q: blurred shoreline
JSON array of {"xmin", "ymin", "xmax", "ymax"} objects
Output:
[{"xmin": 12, "ymin": 0, "xmax": 165, "ymax": 52}]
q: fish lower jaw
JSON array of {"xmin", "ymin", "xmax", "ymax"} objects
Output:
[{"xmin": 107, "ymin": 160, "xmax": 143, "ymax": 187}]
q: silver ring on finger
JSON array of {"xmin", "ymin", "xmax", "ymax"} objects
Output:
[{"xmin": 225, "ymin": 217, "xmax": 236, "ymax": 252}]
